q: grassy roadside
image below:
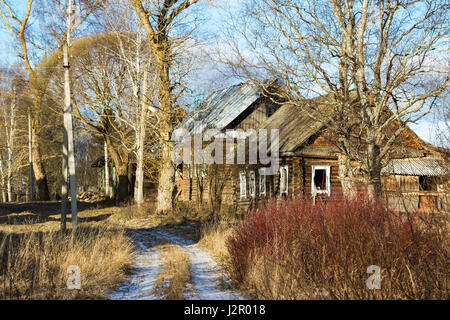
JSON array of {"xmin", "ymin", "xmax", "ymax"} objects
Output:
[
  {"xmin": 0, "ymin": 224, "xmax": 133, "ymax": 299},
  {"xmin": 0, "ymin": 202, "xmax": 135, "ymax": 300},
  {"xmin": 198, "ymin": 223, "xmax": 234, "ymax": 267}
]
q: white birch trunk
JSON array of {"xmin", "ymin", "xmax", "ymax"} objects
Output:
[
  {"xmin": 0, "ymin": 156, "xmax": 6, "ymax": 202},
  {"xmin": 6, "ymin": 101, "xmax": 15, "ymax": 202}
]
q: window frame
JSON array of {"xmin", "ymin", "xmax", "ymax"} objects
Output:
[
  {"xmin": 311, "ymin": 165, "xmax": 331, "ymax": 196},
  {"xmin": 280, "ymin": 165, "xmax": 289, "ymax": 195},
  {"xmin": 239, "ymin": 171, "xmax": 247, "ymax": 199},
  {"xmin": 259, "ymin": 172, "xmax": 267, "ymax": 197},
  {"xmin": 249, "ymin": 171, "xmax": 256, "ymax": 198}
]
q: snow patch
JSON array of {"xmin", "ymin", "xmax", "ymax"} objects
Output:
[{"xmin": 109, "ymin": 240, "xmax": 161, "ymax": 300}]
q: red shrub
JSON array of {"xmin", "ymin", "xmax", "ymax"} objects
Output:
[{"xmin": 226, "ymin": 195, "xmax": 448, "ymax": 299}]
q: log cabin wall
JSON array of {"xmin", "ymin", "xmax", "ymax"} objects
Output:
[{"xmin": 179, "ymin": 95, "xmax": 282, "ymax": 211}]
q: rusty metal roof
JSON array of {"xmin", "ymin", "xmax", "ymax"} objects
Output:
[
  {"xmin": 182, "ymin": 81, "xmax": 261, "ymax": 133},
  {"xmin": 382, "ymin": 158, "xmax": 449, "ymax": 176}
]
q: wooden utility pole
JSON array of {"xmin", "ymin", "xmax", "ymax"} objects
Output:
[
  {"xmin": 134, "ymin": 68, "xmax": 148, "ymax": 206},
  {"xmin": 28, "ymin": 111, "xmax": 34, "ymax": 201},
  {"xmin": 61, "ymin": 0, "xmax": 78, "ymax": 232},
  {"xmin": 104, "ymin": 140, "xmax": 110, "ymax": 199}
]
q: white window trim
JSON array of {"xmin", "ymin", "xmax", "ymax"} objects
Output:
[
  {"xmin": 280, "ymin": 165, "xmax": 289, "ymax": 195},
  {"xmin": 259, "ymin": 173, "xmax": 266, "ymax": 196},
  {"xmin": 239, "ymin": 171, "xmax": 247, "ymax": 199},
  {"xmin": 249, "ymin": 171, "xmax": 256, "ymax": 198},
  {"xmin": 311, "ymin": 165, "xmax": 331, "ymax": 196}
]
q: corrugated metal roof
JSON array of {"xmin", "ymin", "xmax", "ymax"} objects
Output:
[
  {"xmin": 382, "ymin": 158, "xmax": 449, "ymax": 176},
  {"xmin": 181, "ymin": 81, "xmax": 261, "ymax": 133}
]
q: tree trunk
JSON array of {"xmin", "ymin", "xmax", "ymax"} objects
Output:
[
  {"xmin": 61, "ymin": 126, "xmax": 69, "ymax": 232},
  {"xmin": 117, "ymin": 165, "xmax": 130, "ymax": 202},
  {"xmin": 6, "ymin": 145, "xmax": 12, "ymax": 202},
  {"xmin": 157, "ymin": 142, "xmax": 175, "ymax": 213},
  {"xmin": 31, "ymin": 126, "xmax": 50, "ymax": 201},
  {"xmin": 0, "ymin": 158, "xmax": 6, "ymax": 202},
  {"xmin": 338, "ymin": 152, "xmax": 356, "ymax": 198},
  {"xmin": 6, "ymin": 106, "xmax": 14, "ymax": 202},
  {"xmin": 367, "ymin": 139, "xmax": 382, "ymax": 198},
  {"xmin": 155, "ymin": 46, "xmax": 175, "ymax": 214},
  {"xmin": 28, "ymin": 112, "xmax": 34, "ymax": 201},
  {"xmin": 104, "ymin": 136, "xmax": 129, "ymax": 202}
]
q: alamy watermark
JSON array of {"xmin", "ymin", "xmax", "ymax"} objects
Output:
[
  {"xmin": 366, "ymin": 265, "xmax": 381, "ymax": 290},
  {"xmin": 172, "ymin": 121, "xmax": 280, "ymax": 175},
  {"xmin": 66, "ymin": 265, "xmax": 81, "ymax": 290}
]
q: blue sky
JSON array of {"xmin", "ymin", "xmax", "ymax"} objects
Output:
[{"xmin": 0, "ymin": 0, "xmax": 446, "ymax": 146}]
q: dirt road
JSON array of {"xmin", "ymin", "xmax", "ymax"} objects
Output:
[{"xmin": 110, "ymin": 225, "xmax": 244, "ymax": 300}]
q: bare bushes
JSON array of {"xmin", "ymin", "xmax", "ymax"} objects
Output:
[{"xmin": 226, "ymin": 196, "xmax": 449, "ymax": 299}]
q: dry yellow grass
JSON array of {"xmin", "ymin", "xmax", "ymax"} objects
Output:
[
  {"xmin": 198, "ymin": 223, "xmax": 234, "ymax": 266},
  {"xmin": 0, "ymin": 209, "xmax": 134, "ymax": 299},
  {"xmin": 154, "ymin": 243, "xmax": 192, "ymax": 300}
]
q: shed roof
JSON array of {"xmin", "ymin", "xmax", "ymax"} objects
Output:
[{"xmin": 382, "ymin": 158, "xmax": 449, "ymax": 176}]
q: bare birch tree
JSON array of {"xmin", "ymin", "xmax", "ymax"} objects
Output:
[
  {"xmin": 103, "ymin": 0, "xmax": 158, "ymax": 206},
  {"xmin": 1, "ymin": 71, "xmax": 22, "ymax": 202},
  {"xmin": 0, "ymin": 0, "xmax": 52, "ymax": 200}
]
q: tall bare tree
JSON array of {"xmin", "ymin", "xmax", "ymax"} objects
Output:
[
  {"xmin": 0, "ymin": 68, "xmax": 21, "ymax": 201},
  {"xmin": 103, "ymin": 0, "xmax": 158, "ymax": 206},
  {"xmin": 131, "ymin": 0, "xmax": 205, "ymax": 213},
  {"xmin": 341, "ymin": 0, "xmax": 449, "ymax": 195},
  {"xmin": 0, "ymin": 0, "xmax": 52, "ymax": 200},
  {"xmin": 221, "ymin": 0, "xmax": 448, "ymax": 197},
  {"xmin": 72, "ymin": 33, "xmax": 139, "ymax": 201}
]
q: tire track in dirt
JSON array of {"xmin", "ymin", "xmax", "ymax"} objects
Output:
[
  {"xmin": 109, "ymin": 239, "xmax": 161, "ymax": 300},
  {"xmin": 151, "ymin": 228, "xmax": 244, "ymax": 300},
  {"xmin": 109, "ymin": 226, "xmax": 244, "ymax": 300}
]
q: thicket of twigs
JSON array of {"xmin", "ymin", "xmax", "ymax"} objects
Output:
[{"xmin": 226, "ymin": 196, "xmax": 449, "ymax": 299}]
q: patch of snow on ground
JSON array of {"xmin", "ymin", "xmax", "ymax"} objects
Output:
[
  {"xmin": 109, "ymin": 240, "xmax": 161, "ymax": 300},
  {"xmin": 153, "ymin": 229, "xmax": 245, "ymax": 300},
  {"xmin": 110, "ymin": 227, "xmax": 244, "ymax": 300}
]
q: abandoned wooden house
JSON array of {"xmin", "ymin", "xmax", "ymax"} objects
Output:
[{"xmin": 178, "ymin": 81, "xmax": 449, "ymax": 214}]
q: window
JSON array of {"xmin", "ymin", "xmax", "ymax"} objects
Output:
[
  {"xmin": 311, "ymin": 165, "xmax": 331, "ymax": 196},
  {"xmin": 266, "ymin": 103, "xmax": 278, "ymax": 117},
  {"xmin": 259, "ymin": 172, "xmax": 266, "ymax": 196},
  {"xmin": 419, "ymin": 176, "xmax": 437, "ymax": 191},
  {"xmin": 249, "ymin": 171, "xmax": 256, "ymax": 198},
  {"xmin": 280, "ymin": 165, "xmax": 288, "ymax": 195},
  {"xmin": 240, "ymin": 171, "xmax": 247, "ymax": 199}
]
